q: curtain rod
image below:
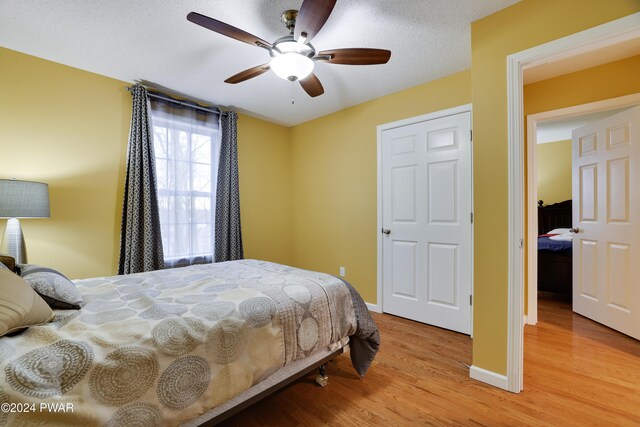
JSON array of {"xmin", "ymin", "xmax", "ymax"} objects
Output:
[{"xmin": 126, "ymin": 86, "xmax": 219, "ymax": 115}]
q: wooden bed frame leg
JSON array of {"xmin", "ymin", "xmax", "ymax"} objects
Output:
[{"xmin": 315, "ymin": 364, "xmax": 328, "ymax": 387}]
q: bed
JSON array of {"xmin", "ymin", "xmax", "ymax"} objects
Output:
[
  {"xmin": 537, "ymin": 200, "xmax": 573, "ymax": 298},
  {"xmin": 0, "ymin": 258, "xmax": 379, "ymax": 426}
]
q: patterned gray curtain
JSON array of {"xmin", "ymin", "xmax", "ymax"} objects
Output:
[
  {"xmin": 214, "ymin": 111, "xmax": 244, "ymax": 262},
  {"xmin": 118, "ymin": 84, "xmax": 164, "ymax": 274}
]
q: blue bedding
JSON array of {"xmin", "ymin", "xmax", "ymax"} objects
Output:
[{"xmin": 538, "ymin": 236, "xmax": 573, "ymax": 254}]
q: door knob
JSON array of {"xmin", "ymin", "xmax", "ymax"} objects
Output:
[
  {"xmin": 381, "ymin": 228, "xmax": 391, "ymax": 235},
  {"xmin": 569, "ymin": 227, "xmax": 580, "ymax": 233}
]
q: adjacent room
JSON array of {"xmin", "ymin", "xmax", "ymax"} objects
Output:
[{"xmin": 1, "ymin": 1, "xmax": 639, "ymax": 425}]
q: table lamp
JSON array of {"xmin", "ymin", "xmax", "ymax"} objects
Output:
[{"xmin": 0, "ymin": 179, "xmax": 50, "ymax": 264}]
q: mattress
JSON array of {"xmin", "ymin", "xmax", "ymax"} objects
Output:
[{"xmin": 0, "ymin": 259, "xmax": 377, "ymax": 426}]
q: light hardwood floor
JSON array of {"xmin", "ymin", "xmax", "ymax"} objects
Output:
[{"xmin": 222, "ymin": 294, "xmax": 640, "ymax": 426}]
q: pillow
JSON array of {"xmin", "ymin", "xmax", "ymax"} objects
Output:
[
  {"xmin": 0, "ymin": 262, "xmax": 9, "ymax": 271},
  {"xmin": 0, "ymin": 270, "xmax": 54, "ymax": 336},
  {"xmin": 549, "ymin": 234, "xmax": 573, "ymax": 241},
  {"xmin": 547, "ymin": 228, "xmax": 571, "ymax": 235},
  {"xmin": 20, "ymin": 265, "xmax": 85, "ymax": 310}
]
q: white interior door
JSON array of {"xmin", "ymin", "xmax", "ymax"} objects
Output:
[
  {"xmin": 381, "ymin": 111, "xmax": 472, "ymax": 334},
  {"xmin": 572, "ymin": 105, "xmax": 640, "ymax": 340}
]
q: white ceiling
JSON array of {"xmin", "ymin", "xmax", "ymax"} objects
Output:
[
  {"xmin": 0, "ymin": 0, "xmax": 520, "ymax": 127},
  {"xmin": 536, "ymin": 108, "xmax": 630, "ymax": 144}
]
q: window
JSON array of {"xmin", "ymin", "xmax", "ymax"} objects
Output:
[{"xmin": 149, "ymin": 99, "xmax": 220, "ymax": 267}]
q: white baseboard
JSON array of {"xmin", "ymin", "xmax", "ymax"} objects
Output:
[
  {"xmin": 469, "ymin": 365, "xmax": 509, "ymax": 391},
  {"xmin": 524, "ymin": 314, "xmax": 536, "ymax": 326},
  {"xmin": 365, "ymin": 302, "xmax": 382, "ymax": 313}
]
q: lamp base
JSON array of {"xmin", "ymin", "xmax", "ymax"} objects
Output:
[{"xmin": 0, "ymin": 218, "xmax": 28, "ymax": 265}]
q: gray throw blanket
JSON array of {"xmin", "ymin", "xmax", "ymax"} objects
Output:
[{"xmin": 339, "ymin": 278, "xmax": 381, "ymax": 376}]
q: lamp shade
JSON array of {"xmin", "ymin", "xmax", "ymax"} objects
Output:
[{"xmin": 0, "ymin": 179, "xmax": 50, "ymax": 218}]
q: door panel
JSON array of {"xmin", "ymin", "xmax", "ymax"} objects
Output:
[
  {"xmin": 579, "ymin": 164, "xmax": 598, "ymax": 222},
  {"xmin": 391, "ymin": 241, "xmax": 418, "ymax": 299},
  {"xmin": 381, "ymin": 111, "xmax": 472, "ymax": 334},
  {"xmin": 607, "ymin": 123, "xmax": 629, "ymax": 149},
  {"xmin": 392, "ymin": 166, "xmax": 417, "ymax": 222},
  {"xmin": 606, "ymin": 158, "xmax": 629, "ymax": 223},
  {"xmin": 578, "ymin": 239, "xmax": 598, "ymax": 300},
  {"xmin": 427, "ymin": 243, "xmax": 458, "ymax": 306},
  {"xmin": 579, "ymin": 132, "xmax": 597, "ymax": 156},
  {"xmin": 572, "ymin": 105, "xmax": 640, "ymax": 340},
  {"xmin": 607, "ymin": 243, "xmax": 630, "ymax": 311},
  {"xmin": 428, "ymin": 161, "xmax": 458, "ymax": 223},
  {"xmin": 427, "ymin": 127, "xmax": 458, "ymax": 152},
  {"xmin": 392, "ymin": 134, "xmax": 417, "ymax": 155}
]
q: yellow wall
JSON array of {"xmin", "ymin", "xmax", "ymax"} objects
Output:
[
  {"xmin": 0, "ymin": 47, "xmax": 131, "ymax": 279},
  {"xmin": 0, "ymin": 47, "xmax": 292, "ymax": 278},
  {"xmin": 471, "ymin": 0, "xmax": 640, "ymax": 375},
  {"xmin": 289, "ymin": 70, "xmax": 471, "ymax": 303},
  {"xmin": 237, "ymin": 115, "xmax": 292, "ymax": 265},
  {"xmin": 525, "ymin": 55, "xmax": 640, "ymax": 116},
  {"xmin": 537, "ymin": 140, "xmax": 572, "ymax": 205}
]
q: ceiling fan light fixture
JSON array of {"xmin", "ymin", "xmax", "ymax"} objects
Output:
[
  {"xmin": 270, "ymin": 52, "xmax": 314, "ymax": 81},
  {"xmin": 188, "ymin": 1, "xmax": 390, "ymax": 97}
]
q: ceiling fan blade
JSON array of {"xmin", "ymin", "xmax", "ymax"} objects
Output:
[
  {"xmin": 299, "ymin": 73, "xmax": 324, "ymax": 97},
  {"xmin": 187, "ymin": 12, "xmax": 272, "ymax": 50},
  {"xmin": 294, "ymin": 0, "xmax": 337, "ymax": 42},
  {"xmin": 316, "ymin": 48, "xmax": 391, "ymax": 65},
  {"xmin": 224, "ymin": 64, "xmax": 271, "ymax": 84}
]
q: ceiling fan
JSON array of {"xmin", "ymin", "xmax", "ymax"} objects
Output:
[{"xmin": 187, "ymin": 0, "xmax": 391, "ymax": 98}]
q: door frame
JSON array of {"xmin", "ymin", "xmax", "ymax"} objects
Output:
[
  {"xmin": 376, "ymin": 103, "xmax": 474, "ymax": 336},
  {"xmin": 506, "ymin": 12, "xmax": 640, "ymax": 393},
  {"xmin": 526, "ymin": 94, "xmax": 640, "ymax": 326}
]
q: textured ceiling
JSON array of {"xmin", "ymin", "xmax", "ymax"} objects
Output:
[
  {"xmin": 536, "ymin": 108, "xmax": 630, "ymax": 144},
  {"xmin": 0, "ymin": 0, "xmax": 520, "ymax": 126}
]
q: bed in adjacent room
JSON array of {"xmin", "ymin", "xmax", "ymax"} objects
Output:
[
  {"xmin": 537, "ymin": 200, "xmax": 573, "ymax": 298},
  {"xmin": 0, "ymin": 258, "xmax": 379, "ymax": 426}
]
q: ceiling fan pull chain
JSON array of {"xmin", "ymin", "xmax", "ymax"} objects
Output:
[{"xmin": 291, "ymin": 81, "xmax": 296, "ymax": 105}]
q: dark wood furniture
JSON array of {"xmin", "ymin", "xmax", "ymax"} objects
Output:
[
  {"xmin": 0, "ymin": 255, "xmax": 16, "ymax": 272},
  {"xmin": 537, "ymin": 200, "xmax": 572, "ymax": 298},
  {"xmin": 537, "ymin": 199, "xmax": 572, "ymax": 235}
]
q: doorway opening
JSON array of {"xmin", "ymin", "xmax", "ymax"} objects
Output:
[
  {"xmin": 505, "ymin": 12, "xmax": 640, "ymax": 393},
  {"xmin": 526, "ymin": 95, "xmax": 640, "ymax": 325}
]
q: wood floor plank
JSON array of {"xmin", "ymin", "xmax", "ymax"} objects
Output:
[{"xmin": 221, "ymin": 294, "xmax": 640, "ymax": 426}]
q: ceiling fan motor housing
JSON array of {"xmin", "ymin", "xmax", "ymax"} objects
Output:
[{"xmin": 281, "ymin": 10, "xmax": 298, "ymax": 31}]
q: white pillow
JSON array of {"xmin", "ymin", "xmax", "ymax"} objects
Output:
[
  {"xmin": 549, "ymin": 234, "xmax": 573, "ymax": 241},
  {"xmin": 0, "ymin": 270, "xmax": 54, "ymax": 336},
  {"xmin": 547, "ymin": 228, "xmax": 571, "ymax": 235}
]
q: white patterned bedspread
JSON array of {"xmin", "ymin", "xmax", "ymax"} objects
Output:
[{"xmin": 0, "ymin": 260, "xmax": 357, "ymax": 426}]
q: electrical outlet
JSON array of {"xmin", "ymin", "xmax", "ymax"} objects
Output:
[{"xmin": 339, "ymin": 266, "xmax": 346, "ymax": 277}]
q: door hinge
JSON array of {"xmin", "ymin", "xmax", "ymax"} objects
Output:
[
  {"xmin": 470, "ymin": 212, "xmax": 474, "ymax": 223},
  {"xmin": 470, "ymin": 294, "xmax": 473, "ymax": 306},
  {"xmin": 470, "ymin": 130, "xmax": 473, "ymax": 142}
]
